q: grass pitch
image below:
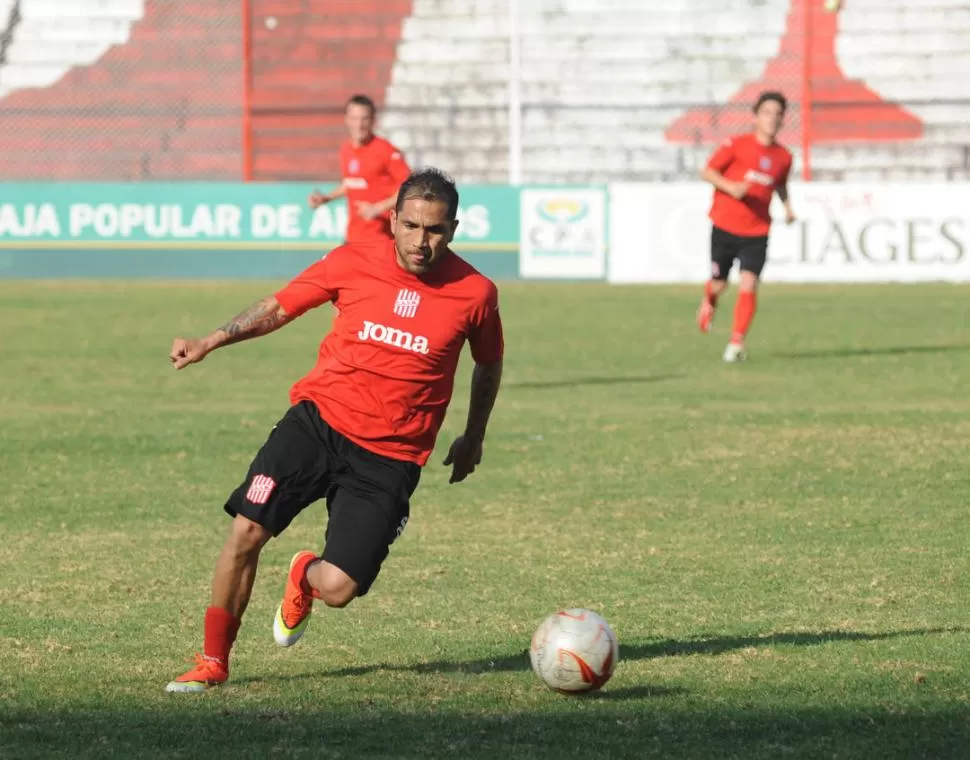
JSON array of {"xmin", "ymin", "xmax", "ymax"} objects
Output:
[{"xmin": 1, "ymin": 281, "xmax": 969, "ymax": 759}]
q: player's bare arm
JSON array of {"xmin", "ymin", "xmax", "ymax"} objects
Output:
[
  {"xmin": 701, "ymin": 166, "xmax": 749, "ymax": 201},
  {"xmin": 309, "ymin": 182, "xmax": 347, "ymax": 209},
  {"xmin": 776, "ymin": 183, "xmax": 796, "ymax": 224},
  {"xmin": 169, "ymin": 297, "xmax": 294, "ymax": 370},
  {"xmin": 355, "ymin": 193, "xmax": 398, "ymax": 221},
  {"xmin": 443, "ymin": 359, "xmax": 503, "ymax": 484}
]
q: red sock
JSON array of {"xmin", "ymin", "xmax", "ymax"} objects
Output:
[
  {"xmin": 704, "ymin": 280, "xmax": 719, "ymax": 307},
  {"xmin": 302, "ymin": 559, "xmax": 326, "ymax": 600},
  {"xmin": 203, "ymin": 606, "xmax": 240, "ymax": 666},
  {"xmin": 732, "ymin": 291, "xmax": 757, "ymax": 344}
]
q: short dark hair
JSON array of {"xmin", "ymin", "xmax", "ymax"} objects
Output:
[
  {"xmin": 754, "ymin": 90, "xmax": 787, "ymax": 113},
  {"xmin": 346, "ymin": 94, "xmax": 376, "ymax": 114},
  {"xmin": 395, "ymin": 168, "xmax": 459, "ymax": 221}
]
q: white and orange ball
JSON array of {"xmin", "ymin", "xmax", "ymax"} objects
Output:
[{"xmin": 529, "ymin": 609, "xmax": 619, "ymax": 694}]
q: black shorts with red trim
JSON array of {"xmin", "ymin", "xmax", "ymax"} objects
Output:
[
  {"xmin": 710, "ymin": 225, "xmax": 768, "ymax": 279},
  {"xmin": 225, "ymin": 401, "xmax": 420, "ymax": 596}
]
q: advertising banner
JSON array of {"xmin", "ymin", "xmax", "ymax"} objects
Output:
[
  {"xmin": 0, "ymin": 183, "xmax": 520, "ymax": 279},
  {"xmin": 519, "ymin": 187, "xmax": 608, "ymax": 279},
  {"xmin": 609, "ymin": 183, "xmax": 970, "ymax": 283}
]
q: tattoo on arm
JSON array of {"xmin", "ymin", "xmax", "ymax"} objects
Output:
[
  {"xmin": 465, "ymin": 360, "xmax": 503, "ymax": 441},
  {"xmin": 212, "ymin": 297, "xmax": 292, "ymax": 349}
]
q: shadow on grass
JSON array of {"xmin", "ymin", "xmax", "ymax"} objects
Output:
[
  {"xmin": 623, "ymin": 626, "xmax": 968, "ymax": 660},
  {"xmin": 316, "ymin": 626, "xmax": 965, "ymax": 679},
  {"xmin": 3, "ymin": 701, "xmax": 969, "ymax": 760},
  {"xmin": 768, "ymin": 344, "xmax": 970, "ymax": 361}
]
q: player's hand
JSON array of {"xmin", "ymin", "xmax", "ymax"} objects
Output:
[
  {"xmin": 309, "ymin": 191, "xmax": 329, "ymax": 209},
  {"xmin": 784, "ymin": 206, "xmax": 797, "ymax": 225},
  {"xmin": 727, "ymin": 181, "xmax": 750, "ymax": 201},
  {"xmin": 443, "ymin": 434, "xmax": 483, "ymax": 484},
  {"xmin": 355, "ymin": 201, "xmax": 381, "ymax": 220},
  {"xmin": 169, "ymin": 337, "xmax": 211, "ymax": 370}
]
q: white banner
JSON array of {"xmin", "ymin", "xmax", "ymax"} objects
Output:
[
  {"xmin": 609, "ymin": 182, "xmax": 970, "ymax": 283},
  {"xmin": 519, "ymin": 188, "xmax": 607, "ymax": 279}
]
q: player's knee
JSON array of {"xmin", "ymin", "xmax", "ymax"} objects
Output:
[
  {"xmin": 228, "ymin": 515, "xmax": 271, "ymax": 555},
  {"xmin": 738, "ymin": 271, "xmax": 760, "ymax": 292},
  {"xmin": 319, "ymin": 578, "xmax": 357, "ymax": 608},
  {"xmin": 313, "ymin": 565, "xmax": 358, "ymax": 608},
  {"xmin": 321, "ymin": 589, "xmax": 355, "ymax": 608}
]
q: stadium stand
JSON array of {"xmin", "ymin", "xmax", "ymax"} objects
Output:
[
  {"xmin": 0, "ymin": 0, "xmax": 967, "ymax": 182},
  {"xmin": 385, "ymin": 0, "xmax": 968, "ymax": 183}
]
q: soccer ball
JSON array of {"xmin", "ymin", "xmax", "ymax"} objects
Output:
[{"xmin": 529, "ymin": 608, "xmax": 619, "ymax": 694}]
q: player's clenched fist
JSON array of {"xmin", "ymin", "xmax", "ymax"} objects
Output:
[
  {"xmin": 169, "ymin": 337, "xmax": 211, "ymax": 370},
  {"xmin": 726, "ymin": 180, "xmax": 750, "ymax": 201}
]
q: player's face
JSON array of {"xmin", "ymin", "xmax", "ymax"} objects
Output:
[
  {"xmin": 391, "ymin": 198, "xmax": 458, "ymax": 275},
  {"xmin": 345, "ymin": 103, "xmax": 375, "ymax": 144},
  {"xmin": 755, "ymin": 100, "xmax": 785, "ymax": 140}
]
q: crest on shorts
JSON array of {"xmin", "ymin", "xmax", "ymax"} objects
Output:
[
  {"xmin": 760, "ymin": 156, "xmax": 772, "ymax": 170},
  {"xmin": 393, "ymin": 288, "xmax": 421, "ymax": 319},
  {"xmin": 246, "ymin": 474, "xmax": 276, "ymax": 505}
]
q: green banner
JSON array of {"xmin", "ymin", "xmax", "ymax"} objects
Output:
[
  {"xmin": 0, "ymin": 182, "xmax": 518, "ymax": 252},
  {"xmin": 0, "ymin": 182, "xmax": 610, "ymax": 280}
]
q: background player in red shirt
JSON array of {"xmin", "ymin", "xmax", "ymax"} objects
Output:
[
  {"xmin": 165, "ymin": 168, "xmax": 504, "ymax": 693},
  {"xmin": 697, "ymin": 91, "xmax": 796, "ymax": 363},
  {"xmin": 308, "ymin": 94, "xmax": 412, "ymax": 244}
]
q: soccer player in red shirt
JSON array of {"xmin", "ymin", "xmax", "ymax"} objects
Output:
[
  {"xmin": 308, "ymin": 94, "xmax": 412, "ymax": 244},
  {"xmin": 165, "ymin": 168, "xmax": 504, "ymax": 692},
  {"xmin": 697, "ymin": 91, "xmax": 796, "ymax": 362}
]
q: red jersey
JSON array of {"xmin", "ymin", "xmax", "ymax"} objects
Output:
[
  {"xmin": 274, "ymin": 240, "xmax": 504, "ymax": 466},
  {"xmin": 707, "ymin": 133, "xmax": 793, "ymax": 237},
  {"xmin": 340, "ymin": 136, "xmax": 411, "ymax": 243}
]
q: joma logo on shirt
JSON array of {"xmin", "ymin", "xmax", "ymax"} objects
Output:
[{"xmin": 358, "ymin": 320, "xmax": 430, "ymax": 355}]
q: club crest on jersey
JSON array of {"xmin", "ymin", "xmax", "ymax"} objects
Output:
[
  {"xmin": 358, "ymin": 320, "xmax": 430, "ymax": 355},
  {"xmin": 393, "ymin": 288, "xmax": 421, "ymax": 319},
  {"xmin": 760, "ymin": 156, "xmax": 772, "ymax": 170},
  {"xmin": 348, "ymin": 159, "xmax": 360, "ymax": 174}
]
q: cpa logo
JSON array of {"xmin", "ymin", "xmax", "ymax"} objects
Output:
[{"xmin": 536, "ymin": 198, "xmax": 589, "ymax": 225}]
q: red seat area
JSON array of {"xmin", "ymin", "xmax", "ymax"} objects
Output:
[
  {"xmin": 249, "ymin": 0, "xmax": 412, "ymax": 180},
  {"xmin": 0, "ymin": 0, "xmax": 411, "ymax": 180},
  {"xmin": 0, "ymin": 0, "xmax": 243, "ymax": 180}
]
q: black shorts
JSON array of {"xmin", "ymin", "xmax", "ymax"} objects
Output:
[
  {"xmin": 225, "ymin": 400, "xmax": 421, "ymax": 596},
  {"xmin": 710, "ymin": 225, "xmax": 768, "ymax": 279}
]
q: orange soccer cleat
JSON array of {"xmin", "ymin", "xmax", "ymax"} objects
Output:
[
  {"xmin": 273, "ymin": 551, "xmax": 317, "ymax": 647},
  {"xmin": 697, "ymin": 297, "xmax": 717, "ymax": 333},
  {"xmin": 165, "ymin": 653, "xmax": 229, "ymax": 693}
]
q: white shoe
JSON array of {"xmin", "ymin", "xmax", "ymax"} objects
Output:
[{"xmin": 723, "ymin": 342, "xmax": 747, "ymax": 363}]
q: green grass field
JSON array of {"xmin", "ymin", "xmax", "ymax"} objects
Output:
[{"xmin": 2, "ymin": 281, "xmax": 969, "ymax": 759}]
